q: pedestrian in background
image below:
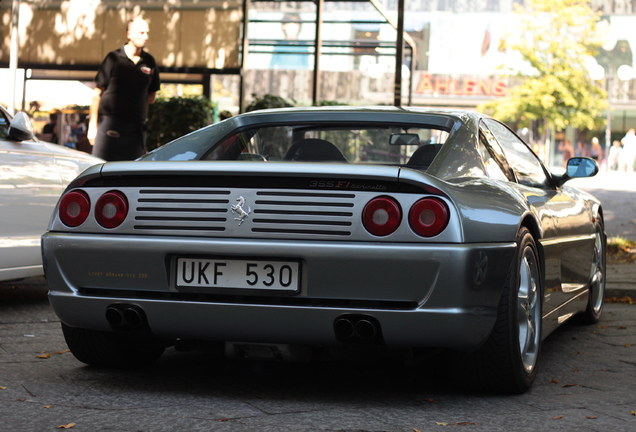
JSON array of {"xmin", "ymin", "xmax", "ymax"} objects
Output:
[
  {"xmin": 41, "ymin": 111, "xmax": 59, "ymax": 144},
  {"xmin": 590, "ymin": 137, "xmax": 602, "ymax": 162},
  {"xmin": 620, "ymin": 128, "xmax": 636, "ymax": 172},
  {"xmin": 558, "ymin": 139, "xmax": 574, "ymax": 168},
  {"xmin": 87, "ymin": 17, "xmax": 161, "ymax": 161},
  {"xmin": 608, "ymin": 140, "xmax": 622, "ymax": 171},
  {"xmin": 575, "ymin": 140, "xmax": 588, "ymax": 157}
]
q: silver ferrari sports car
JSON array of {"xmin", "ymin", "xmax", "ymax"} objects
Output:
[{"xmin": 42, "ymin": 107, "xmax": 605, "ymax": 393}]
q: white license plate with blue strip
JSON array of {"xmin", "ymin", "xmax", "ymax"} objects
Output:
[{"xmin": 176, "ymin": 258, "xmax": 300, "ymax": 291}]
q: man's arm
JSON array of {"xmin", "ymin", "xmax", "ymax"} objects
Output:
[
  {"xmin": 148, "ymin": 91, "xmax": 157, "ymax": 105},
  {"xmin": 87, "ymin": 87, "xmax": 103, "ymax": 145}
]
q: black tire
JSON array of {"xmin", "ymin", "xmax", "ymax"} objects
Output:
[
  {"xmin": 470, "ymin": 227, "xmax": 542, "ymax": 393},
  {"xmin": 576, "ymin": 218, "xmax": 606, "ymax": 324},
  {"xmin": 61, "ymin": 323, "xmax": 166, "ymax": 368}
]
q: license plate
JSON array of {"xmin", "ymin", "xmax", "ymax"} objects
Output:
[{"xmin": 176, "ymin": 258, "xmax": 300, "ymax": 291}]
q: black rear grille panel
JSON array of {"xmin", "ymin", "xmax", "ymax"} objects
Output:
[
  {"xmin": 132, "ymin": 189, "xmax": 358, "ymax": 236},
  {"xmin": 78, "ymin": 287, "xmax": 418, "ymax": 310}
]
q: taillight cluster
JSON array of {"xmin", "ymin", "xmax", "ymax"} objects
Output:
[
  {"xmin": 58, "ymin": 190, "xmax": 129, "ymax": 229},
  {"xmin": 362, "ymin": 196, "xmax": 449, "ymax": 238}
]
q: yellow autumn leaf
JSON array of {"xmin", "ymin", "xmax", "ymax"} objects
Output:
[
  {"xmin": 36, "ymin": 353, "xmax": 51, "ymax": 359},
  {"xmin": 57, "ymin": 423, "xmax": 76, "ymax": 429},
  {"xmin": 625, "ymin": 344, "xmax": 631, "ymax": 348},
  {"xmin": 0, "ymin": 386, "xmax": 6, "ymax": 390},
  {"xmin": 553, "ymin": 416, "xmax": 563, "ymax": 420},
  {"xmin": 436, "ymin": 422, "xmax": 448, "ymax": 426},
  {"xmin": 631, "ymin": 411, "xmax": 636, "ymax": 416}
]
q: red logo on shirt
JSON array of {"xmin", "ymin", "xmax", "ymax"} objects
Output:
[{"xmin": 140, "ymin": 66, "xmax": 152, "ymax": 75}]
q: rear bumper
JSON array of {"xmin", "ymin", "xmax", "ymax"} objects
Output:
[{"xmin": 43, "ymin": 233, "xmax": 515, "ymax": 351}]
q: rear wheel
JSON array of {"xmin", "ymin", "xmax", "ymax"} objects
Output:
[
  {"xmin": 577, "ymin": 218, "xmax": 606, "ymax": 324},
  {"xmin": 61, "ymin": 323, "xmax": 166, "ymax": 368},
  {"xmin": 470, "ymin": 227, "xmax": 542, "ymax": 393}
]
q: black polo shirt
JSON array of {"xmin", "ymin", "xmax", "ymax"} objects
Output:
[{"xmin": 95, "ymin": 46, "xmax": 161, "ymax": 124}]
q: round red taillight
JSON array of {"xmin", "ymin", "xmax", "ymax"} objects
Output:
[
  {"xmin": 95, "ymin": 191, "xmax": 129, "ymax": 229},
  {"xmin": 362, "ymin": 196, "xmax": 402, "ymax": 236},
  {"xmin": 59, "ymin": 190, "xmax": 91, "ymax": 227},
  {"xmin": 408, "ymin": 197, "xmax": 449, "ymax": 237}
]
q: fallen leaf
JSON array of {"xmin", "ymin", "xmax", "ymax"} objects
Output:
[
  {"xmin": 218, "ymin": 418, "xmax": 231, "ymax": 422},
  {"xmin": 586, "ymin": 416, "xmax": 598, "ymax": 419},
  {"xmin": 631, "ymin": 411, "xmax": 635, "ymax": 416},
  {"xmin": 625, "ymin": 344, "xmax": 631, "ymax": 348},
  {"xmin": 424, "ymin": 398, "xmax": 434, "ymax": 403},
  {"xmin": 597, "ymin": 325, "xmax": 608, "ymax": 329},
  {"xmin": 436, "ymin": 422, "xmax": 448, "ymax": 426},
  {"xmin": 36, "ymin": 353, "xmax": 51, "ymax": 359},
  {"xmin": 553, "ymin": 416, "xmax": 563, "ymax": 420},
  {"xmin": 455, "ymin": 422, "xmax": 476, "ymax": 426},
  {"xmin": 0, "ymin": 386, "xmax": 6, "ymax": 390},
  {"xmin": 413, "ymin": 429, "xmax": 421, "ymax": 432},
  {"xmin": 550, "ymin": 378, "xmax": 559, "ymax": 384},
  {"xmin": 562, "ymin": 384, "xmax": 578, "ymax": 388},
  {"xmin": 605, "ymin": 296, "xmax": 636, "ymax": 304},
  {"xmin": 44, "ymin": 405, "xmax": 51, "ymax": 408},
  {"xmin": 573, "ymin": 368, "xmax": 579, "ymax": 372},
  {"xmin": 618, "ymin": 326, "xmax": 627, "ymax": 329},
  {"xmin": 57, "ymin": 423, "xmax": 75, "ymax": 429}
]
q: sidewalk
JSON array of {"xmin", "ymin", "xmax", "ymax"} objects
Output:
[{"xmin": 606, "ymin": 263, "xmax": 636, "ymax": 299}]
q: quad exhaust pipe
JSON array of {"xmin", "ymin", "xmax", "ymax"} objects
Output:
[
  {"xmin": 105, "ymin": 304, "xmax": 148, "ymax": 331},
  {"xmin": 333, "ymin": 314, "xmax": 383, "ymax": 344}
]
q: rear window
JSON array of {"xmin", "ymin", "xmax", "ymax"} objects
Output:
[{"xmin": 201, "ymin": 125, "xmax": 449, "ymax": 168}]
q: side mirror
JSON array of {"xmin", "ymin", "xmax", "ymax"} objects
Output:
[
  {"xmin": 553, "ymin": 157, "xmax": 599, "ymax": 188},
  {"xmin": 566, "ymin": 157, "xmax": 599, "ymax": 178},
  {"xmin": 8, "ymin": 111, "xmax": 35, "ymax": 142}
]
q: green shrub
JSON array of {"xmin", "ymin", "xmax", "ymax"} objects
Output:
[
  {"xmin": 245, "ymin": 93, "xmax": 295, "ymax": 112},
  {"xmin": 146, "ymin": 96, "xmax": 215, "ymax": 151}
]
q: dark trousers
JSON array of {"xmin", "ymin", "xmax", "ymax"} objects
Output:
[{"xmin": 92, "ymin": 116, "xmax": 146, "ymax": 161}]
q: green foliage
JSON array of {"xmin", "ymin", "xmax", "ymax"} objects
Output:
[
  {"xmin": 317, "ymin": 100, "xmax": 347, "ymax": 106},
  {"xmin": 245, "ymin": 93, "xmax": 295, "ymax": 112},
  {"xmin": 146, "ymin": 96, "xmax": 215, "ymax": 151},
  {"xmin": 479, "ymin": 0, "xmax": 607, "ymax": 132}
]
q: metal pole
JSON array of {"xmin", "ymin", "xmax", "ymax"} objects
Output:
[
  {"xmin": 393, "ymin": 0, "xmax": 405, "ymax": 107},
  {"xmin": 9, "ymin": 0, "xmax": 21, "ymax": 115},
  {"xmin": 606, "ymin": 66, "xmax": 612, "ymax": 164},
  {"xmin": 312, "ymin": 0, "xmax": 324, "ymax": 106},
  {"xmin": 239, "ymin": 0, "xmax": 250, "ymax": 113}
]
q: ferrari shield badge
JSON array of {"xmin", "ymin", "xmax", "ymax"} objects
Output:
[{"xmin": 230, "ymin": 196, "xmax": 251, "ymax": 225}]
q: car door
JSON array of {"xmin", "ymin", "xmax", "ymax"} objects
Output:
[
  {"xmin": 0, "ymin": 109, "xmax": 65, "ymax": 281},
  {"xmin": 481, "ymin": 119, "xmax": 594, "ymax": 330}
]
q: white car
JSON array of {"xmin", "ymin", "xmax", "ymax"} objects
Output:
[{"xmin": 0, "ymin": 105, "xmax": 103, "ymax": 282}]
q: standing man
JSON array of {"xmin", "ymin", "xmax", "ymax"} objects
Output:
[{"xmin": 88, "ymin": 17, "xmax": 160, "ymax": 161}]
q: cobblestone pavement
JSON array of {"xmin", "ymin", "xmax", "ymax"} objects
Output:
[{"xmin": 0, "ymin": 285, "xmax": 634, "ymax": 431}]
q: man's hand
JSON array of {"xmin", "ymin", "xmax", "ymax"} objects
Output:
[
  {"xmin": 87, "ymin": 126, "xmax": 97, "ymax": 145},
  {"xmin": 88, "ymin": 87, "xmax": 103, "ymax": 146}
]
